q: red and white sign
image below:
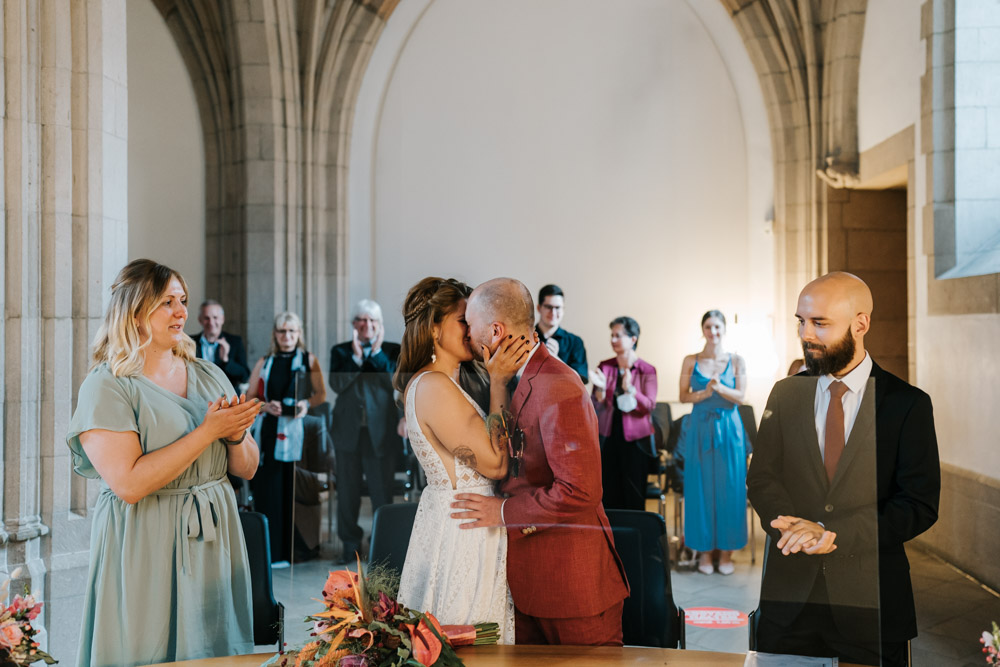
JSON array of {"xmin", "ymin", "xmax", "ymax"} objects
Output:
[{"xmin": 684, "ymin": 607, "xmax": 749, "ymax": 628}]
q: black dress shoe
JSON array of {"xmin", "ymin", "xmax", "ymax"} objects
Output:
[
  {"xmin": 295, "ymin": 546, "xmax": 320, "ymax": 563},
  {"xmin": 336, "ymin": 546, "xmax": 360, "ymax": 565}
]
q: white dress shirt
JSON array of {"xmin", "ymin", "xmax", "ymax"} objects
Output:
[
  {"xmin": 198, "ymin": 335, "xmax": 218, "ymax": 363},
  {"xmin": 516, "ymin": 342, "xmax": 540, "ymax": 380},
  {"xmin": 813, "ymin": 352, "xmax": 873, "ymax": 463}
]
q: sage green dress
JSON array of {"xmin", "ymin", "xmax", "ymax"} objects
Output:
[{"xmin": 67, "ymin": 358, "xmax": 254, "ymax": 667}]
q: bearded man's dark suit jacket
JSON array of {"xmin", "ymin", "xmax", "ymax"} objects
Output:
[
  {"xmin": 747, "ymin": 361, "xmax": 940, "ymax": 653},
  {"xmin": 193, "ymin": 331, "xmax": 250, "ymax": 389},
  {"xmin": 328, "ymin": 340, "xmax": 403, "ymax": 551}
]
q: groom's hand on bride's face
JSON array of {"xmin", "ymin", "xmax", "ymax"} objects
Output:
[{"xmin": 451, "ymin": 493, "xmax": 503, "ymax": 529}]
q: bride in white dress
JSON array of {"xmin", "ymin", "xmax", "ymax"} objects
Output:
[{"xmin": 392, "ymin": 277, "xmax": 528, "ymax": 645}]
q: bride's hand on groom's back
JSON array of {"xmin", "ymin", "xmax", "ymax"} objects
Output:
[{"xmin": 483, "ymin": 335, "xmax": 532, "ymax": 384}]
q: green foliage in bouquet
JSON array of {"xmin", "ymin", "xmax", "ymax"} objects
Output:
[{"xmin": 266, "ymin": 559, "xmax": 498, "ymax": 667}]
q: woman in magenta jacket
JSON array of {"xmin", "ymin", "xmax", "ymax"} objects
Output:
[{"xmin": 591, "ymin": 316, "xmax": 658, "ymax": 510}]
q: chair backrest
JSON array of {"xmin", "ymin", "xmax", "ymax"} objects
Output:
[
  {"xmin": 664, "ymin": 414, "xmax": 687, "ymax": 456},
  {"xmin": 747, "ymin": 533, "xmax": 771, "ymax": 651},
  {"xmin": 738, "ymin": 404, "xmax": 757, "ymax": 451},
  {"xmin": 651, "ymin": 402, "xmax": 674, "ymax": 451},
  {"xmin": 605, "ymin": 509, "xmax": 683, "ymax": 648},
  {"xmin": 239, "ymin": 511, "xmax": 284, "ymax": 648},
  {"xmin": 368, "ymin": 502, "xmax": 419, "ymax": 576}
]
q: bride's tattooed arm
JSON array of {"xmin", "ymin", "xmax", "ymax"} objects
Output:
[{"xmin": 453, "ymin": 446, "xmax": 478, "ymax": 469}]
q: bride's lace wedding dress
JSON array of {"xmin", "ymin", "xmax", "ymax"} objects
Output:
[{"xmin": 397, "ymin": 372, "xmax": 515, "ymax": 644}]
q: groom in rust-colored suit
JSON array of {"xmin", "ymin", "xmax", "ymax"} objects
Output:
[{"xmin": 454, "ymin": 278, "xmax": 629, "ymax": 645}]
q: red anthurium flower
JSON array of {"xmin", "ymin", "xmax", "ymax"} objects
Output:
[
  {"xmin": 322, "ymin": 570, "xmax": 359, "ymax": 609},
  {"xmin": 407, "ymin": 614, "xmax": 443, "ymax": 666},
  {"xmin": 347, "ymin": 627, "xmax": 375, "ymax": 650}
]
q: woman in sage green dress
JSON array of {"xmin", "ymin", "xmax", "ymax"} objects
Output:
[{"xmin": 66, "ymin": 259, "xmax": 262, "ymax": 667}]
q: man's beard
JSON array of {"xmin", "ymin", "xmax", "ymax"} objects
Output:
[
  {"xmin": 468, "ymin": 333, "xmax": 487, "ymax": 361},
  {"xmin": 802, "ymin": 325, "xmax": 856, "ymax": 376}
]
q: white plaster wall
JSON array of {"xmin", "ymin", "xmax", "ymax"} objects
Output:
[
  {"xmin": 351, "ymin": 0, "xmax": 776, "ymax": 409},
  {"xmin": 858, "ymin": 0, "xmax": 923, "ymax": 152},
  {"xmin": 126, "ymin": 0, "xmax": 206, "ymax": 313}
]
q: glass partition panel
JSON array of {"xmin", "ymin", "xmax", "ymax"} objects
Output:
[{"xmin": 744, "ymin": 376, "xmax": 881, "ymax": 665}]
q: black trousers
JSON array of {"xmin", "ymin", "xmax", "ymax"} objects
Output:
[
  {"xmin": 250, "ymin": 454, "xmax": 295, "ymax": 562},
  {"xmin": 600, "ymin": 436, "xmax": 649, "ymax": 511},
  {"xmin": 335, "ymin": 427, "xmax": 396, "ymax": 551}
]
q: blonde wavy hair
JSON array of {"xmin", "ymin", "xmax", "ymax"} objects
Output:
[
  {"xmin": 269, "ymin": 311, "xmax": 306, "ymax": 356},
  {"xmin": 92, "ymin": 259, "xmax": 196, "ymax": 377}
]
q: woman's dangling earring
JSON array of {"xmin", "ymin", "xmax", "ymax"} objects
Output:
[{"xmin": 431, "ymin": 352, "xmax": 437, "ymax": 364}]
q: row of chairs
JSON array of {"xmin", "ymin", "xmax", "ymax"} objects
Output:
[
  {"xmin": 369, "ymin": 504, "xmax": 686, "ymax": 649},
  {"xmin": 240, "ymin": 506, "xmax": 686, "ymax": 651}
]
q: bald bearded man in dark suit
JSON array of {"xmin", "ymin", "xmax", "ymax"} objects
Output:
[{"xmin": 748, "ymin": 272, "xmax": 940, "ymax": 667}]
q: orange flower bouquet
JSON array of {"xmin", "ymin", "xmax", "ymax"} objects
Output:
[
  {"xmin": 0, "ymin": 568, "xmax": 56, "ymax": 666},
  {"xmin": 267, "ymin": 559, "xmax": 498, "ymax": 667}
]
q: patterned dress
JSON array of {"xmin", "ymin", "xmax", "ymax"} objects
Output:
[{"xmin": 397, "ymin": 372, "xmax": 515, "ymax": 643}]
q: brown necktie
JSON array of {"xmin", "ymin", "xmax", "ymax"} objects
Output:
[{"xmin": 824, "ymin": 381, "xmax": 848, "ymax": 482}]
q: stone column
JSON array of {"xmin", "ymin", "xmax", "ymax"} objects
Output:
[
  {"xmin": 721, "ymin": 0, "xmax": 868, "ymax": 359},
  {"xmin": 1, "ymin": 0, "xmax": 128, "ymax": 659},
  {"xmin": 154, "ymin": 0, "xmax": 396, "ymax": 362}
]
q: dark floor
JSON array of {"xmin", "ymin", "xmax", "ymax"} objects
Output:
[{"xmin": 908, "ymin": 546, "xmax": 1000, "ymax": 666}]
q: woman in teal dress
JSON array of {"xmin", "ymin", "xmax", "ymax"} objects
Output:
[
  {"xmin": 677, "ymin": 310, "xmax": 749, "ymax": 575},
  {"xmin": 66, "ymin": 259, "xmax": 262, "ymax": 667}
]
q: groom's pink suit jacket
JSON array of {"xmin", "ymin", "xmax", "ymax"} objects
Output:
[{"xmin": 500, "ymin": 344, "xmax": 630, "ymax": 619}]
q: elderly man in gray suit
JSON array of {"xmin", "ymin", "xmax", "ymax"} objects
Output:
[{"xmin": 329, "ymin": 299, "xmax": 404, "ymax": 563}]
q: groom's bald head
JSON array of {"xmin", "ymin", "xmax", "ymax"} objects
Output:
[
  {"xmin": 466, "ymin": 278, "xmax": 535, "ymax": 359},
  {"xmin": 469, "ymin": 278, "xmax": 534, "ymax": 331}
]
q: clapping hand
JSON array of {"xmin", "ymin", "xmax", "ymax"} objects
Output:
[
  {"xmin": 590, "ymin": 367, "xmax": 607, "ymax": 401},
  {"xmin": 589, "ymin": 368, "xmax": 607, "ymax": 390},
  {"xmin": 217, "ymin": 337, "xmax": 231, "ymax": 363},
  {"xmin": 621, "ymin": 367, "xmax": 634, "ymax": 393},
  {"xmin": 618, "ymin": 348, "xmax": 638, "ymax": 370},
  {"xmin": 204, "ymin": 394, "xmax": 261, "ymax": 442},
  {"xmin": 371, "ymin": 324, "xmax": 384, "ymax": 356},
  {"xmin": 708, "ymin": 374, "xmax": 722, "ymax": 394},
  {"xmin": 351, "ymin": 329, "xmax": 364, "ymax": 360},
  {"xmin": 544, "ymin": 337, "xmax": 559, "ymax": 357}
]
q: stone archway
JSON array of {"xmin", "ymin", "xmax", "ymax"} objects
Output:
[
  {"xmin": 720, "ymin": 0, "xmax": 868, "ymax": 354},
  {"xmin": 150, "ymin": 0, "xmax": 867, "ymax": 361},
  {"xmin": 149, "ymin": 0, "xmax": 400, "ymax": 358}
]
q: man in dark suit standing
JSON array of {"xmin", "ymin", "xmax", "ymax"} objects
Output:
[
  {"xmin": 194, "ymin": 299, "xmax": 250, "ymax": 390},
  {"xmin": 534, "ymin": 284, "xmax": 589, "ymax": 384},
  {"xmin": 329, "ymin": 299, "xmax": 403, "ymax": 563},
  {"xmin": 748, "ymin": 272, "xmax": 940, "ymax": 667}
]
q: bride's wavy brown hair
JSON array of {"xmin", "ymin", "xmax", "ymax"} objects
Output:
[{"xmin": 392, "ymin": 277, "xmax": 472, "ymax": 396}]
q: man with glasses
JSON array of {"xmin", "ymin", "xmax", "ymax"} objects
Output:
[
  {"xmin": 329, "ymin": 299, "xmax": 403, "ymax": 564},
  {"xmin": 535, "ymin": 284, "xmax": 589, "ymax": 384}
]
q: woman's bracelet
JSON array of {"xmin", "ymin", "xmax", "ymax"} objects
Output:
[{"xmin": 221, "ymin": 431, "xmax": 247, "ymax": 446}]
